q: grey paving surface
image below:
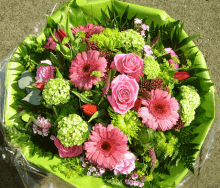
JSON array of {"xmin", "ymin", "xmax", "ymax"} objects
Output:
[{"xmin": 0, "ymin": 0, "xmax": 219, "ymax": 187}]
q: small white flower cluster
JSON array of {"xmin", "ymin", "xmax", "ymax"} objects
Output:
[
  {"xmin": 80, "ymin": 157, "xmax": 106, "ymax": 177},
  {"xmin": 125, "ymin": 173, "xmax": 145, "ymax": 187},
  {"xmin": 134, "ymin": 18, "xmax": 149, "ymax": 38},
  {"xmin": 143, "ymin": 45, "xmax": 153, "ymax": 57}
]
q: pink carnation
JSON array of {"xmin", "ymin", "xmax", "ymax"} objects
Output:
[
  {"xmin": 107, "ymin": 74, "xmax": 139, "ymax": 115},
  {"xmin": 54, "ymin": 138, "xmax": 83, "ymax": 158},
  {"xmin": 114, "ymin": 152, "xmax": 136, "ymax": 175},
  {"xmin": 69, "ymin": 50, "xmax": 107, "ymax": 90},
  {"xmin": 44, "ymin": 36, "xmax": 57, "ymax": 51},
  {"xmin": 71, "ymin": 23, "xmax": 104, "ymax": 38},
  {"xmin": 84, "ymin": 123, "xmax": 128, "ymax": 169},
  {"xmin": 35, "ymin": 65, "xmax": 55, "ymax": 82},
  {"xmin": 138, "ymin": 89, "xmax": 179, "ymax": 131},
  {"xmin": 111, "ymin": 53, "xmax": 144, "ymax": 82}
]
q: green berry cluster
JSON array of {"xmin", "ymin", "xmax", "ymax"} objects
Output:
[{"xmin": 57, "ymin": 114, "xmax": 89, "ymax": 147}]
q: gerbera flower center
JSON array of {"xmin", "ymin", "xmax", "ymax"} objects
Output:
[
  {"xmin": 101, "ymin": 141, "xmax": 112, "ymax": 152},
  {"xmin": 83, "ymin": 64, "xmax": 91, "ymax": 73}
]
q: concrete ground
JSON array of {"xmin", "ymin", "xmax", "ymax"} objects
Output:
[{"xmin": 0, "ymin": 0, "xmax": 219, "ymax": 187}]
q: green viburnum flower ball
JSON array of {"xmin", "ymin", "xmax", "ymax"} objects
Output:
[
  {"xmin": 120, "ymin": 29, "xmax": 145, "ymax": 53},
  {"xmin": 42, "ymin": 78, "xmax": 71, "ymax": 105},
  {"xmin": 143, "ymin": 56, "xmax": 161, "ymax": 79},
  {"xmin": 178, "ymin": 85, "xmax": 201, "ymax": 126},
  {"xmin": 111, "ymin": 110, "xmax": 144, "ymax": 140},
  {"xmin": 57, "ymin": 114, "xmax": 89, "ymax": 147}
]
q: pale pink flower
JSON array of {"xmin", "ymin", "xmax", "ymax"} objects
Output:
[
  {"xmin": 69, "ymin": 50, "xmax": 107, "ymax": 90},
  {"xmin": 111, "ymin": 53, "xmax": 144, "ymax": 82},
  {"xmin": 84, "ymin": 123, "xmax": 128, "ymax": 169},
  {"xmin": 141, "ymin": 30, "xmax": 145, "ymax": 37},
  {"xmin": 71, "ymin": 23, "xmax": 104, "ymax": 38},
  {"xmin": 35, "ymin": 65, "xmax": 55, "ymax": 82},
  {"xmin": 141, "ymin": 24, "xmax": 149, "ymax": 31},
  {"xmin": 143, "ymin": 45, "xmax": 153, "ymax": 57},
  {"xmin": 138, "ymin": 89, "xmax": 179, "ymax": 131},
  {"xmin": 107, "ymin": 74, "xmax": 139, "ymax": 115},
  {"xmin": 54, "ymin": 138, "xmax": 83, "ymax": 158},
  {"xmin": 165, "ymin": 47, "xmax": 179, "ymax": 70},
  {"xmin": 114, "ymin": 152, "xmax": 136, "ymax": 175},
  {"xmin": 34, "ymin": 115, "xmax": 52, "ymax": 129},
  {"xmin": 132, "ymin": 173, "xmax": 138, "ymax": 180},
  {"xmin": 44, "ymin": 36, "xmax": 57, "ymax": 51},
  {"xmin": 134, "ymin": 18, "xmax": 142, "ymax": 24}
]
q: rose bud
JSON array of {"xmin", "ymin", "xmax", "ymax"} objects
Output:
[
  {"xmin": 174, "ymin": 71, "xmax": 190, "ymax": 82},
  {"xmin": 56, "ymin": 29, "xmax": 68, "ymax": 41},
  {"xmin": 81, "ymin": 104, "xmax": 97, "ymax": 117},
  {"xmin": 35, "ymin": 82, "xmax": 45, "ymax": 90}
]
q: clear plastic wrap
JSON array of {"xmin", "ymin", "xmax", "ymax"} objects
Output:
[{"xmin": 0, "ymin": 0, "xmax": 219, "ymax": 187}]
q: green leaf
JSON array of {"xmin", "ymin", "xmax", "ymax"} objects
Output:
[
  {"xmin": 62, "ymin": 37, "xmax": 70, "ymax": 45},
  {"xmin": 55, "ymin": 67, "xmax": 63, "ymax": 79},
  {"xmin": 177, "ymin": 34, "xmax": 200, "ymax": 49},
  {"xmin": 22, "ymin": 90, "xmax": 42, "ymax": 105},
  {"xmin": 46, "ymin": 15, "xmax": 57, "ymax": 28},
  {"xmin": 50, "ymin": 52, "xmax": 62, "ymax": 67},
  {"xmin": 71, "ymin": 90, "xmax": 94, "ymax": 104},
  {"xmin": 88, "ymin": 109, "xmax": 105, "ymax": 122},
  {"xmin": 18, "ymin": 71, "xmax": 33, "ymax": 89}
]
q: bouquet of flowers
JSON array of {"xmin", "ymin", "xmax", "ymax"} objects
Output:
[{"xmin": 3, "ymin": 0, "xmax": 215, "ymax": 187}]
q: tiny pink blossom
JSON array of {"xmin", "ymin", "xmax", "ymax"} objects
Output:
[
  {"xmin": 44, "ymin": 36, "xmax": 57, "ymax": 51},
  {"xmin": 139, "ymin": 182, "xmax": 144, "ymax": 187},
  {"xmin": 114, "ymin": 152, "xmax": 136, "ymax": 175},
  {"xmin": 133, "ymin": 181, "xmax": 140, "ymax": 186},
  {"xmin": 111, "ymin": 53, "xmax": 144, "ymax": 82},
  {"xmin": 165, "ymin": 47, "xmax": 179, "ymax": 70},
  {"xmin": 141, "ymin": 176, "xmax": 145, "ymax": 182},
  {"xmin": 35, "ymin": 65, "xmax": 55, "ymax": 82},
  {"xmin": 143, "ymin": 45, "xmax": 153, "ymax": 57},
  {"xmin": 54, "ymin": 138, "xmax": 83, "ymax": 158},
  {"xmin": 107, "ymin": 74, "xmax": 139, "ymax": 115},
  {"xmin": 141, "ymin": 24, "xmax": 149, "ymax": 31},
  {"xmin": 132, "ymin": 173, "xmax": 138, "ymax": 180},
  {"xmin": 134, "ymin": 18, "xmax": 142, "ymax": 24},
  {"xmin": 141, "ymin": 30, "xmax": 145, "ymax": 37},
  {"xmin": 50, "ymin": 135, "xmax": 55, "ymax": 140}
]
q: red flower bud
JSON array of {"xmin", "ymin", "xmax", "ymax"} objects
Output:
[
  {"xmin": 57, "ymin": 29, "xmax": 68, "ymax": 41},
  {"xmin": 81, "ymin": 104, "xmax": 97, "ymax": 117},
  {"xmin": 132, "ymin": 99, "xmax": 142, "ymax": 111},
  {"xmin": 35, "ymin": 82, "xmax": 45, "ymax": 90},
  {"xmin": 174, "ymin": 71, "xmax": 190, "ymax": 82}
]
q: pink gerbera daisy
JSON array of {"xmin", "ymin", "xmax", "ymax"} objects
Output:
[
  {"xmin": 69, "ymin": 50, "xmax": 107, "ymax": 90},
  {"xmin": 138, "ymin": 89, "xmax": 179, "ymax": 131},
  {"xmin": 84, "ymin": 123, "xmax": 129, "ymax": 169}
]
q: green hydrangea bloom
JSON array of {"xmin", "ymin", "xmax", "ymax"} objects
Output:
[
  {"xmin": 42, "ymin": 78, "xmax": 71, "ymax": 105},
  {"xmin": 57, "ymin": 114, "xmax": 89, "ymax": 147},
  {"xmin": 90, "ymin": 28, "xmax": 121, "ymax": 51},
  {"xmin": 178, "ymin": 85, "xmax": 201, "ymax": 126},
  {"xmin": 111, "ymin": 110, "xmax": 144, "ymax": 140},
  {"xmin": 120, "ymin": 29, "xmax": 145, "ymax": 53},
  {"xmin": 143, "ymin": 56, "xmax": 161, "ymax": 79}
]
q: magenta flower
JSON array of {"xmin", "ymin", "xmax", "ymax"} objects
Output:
[
  {"xmin": 84, "ymin": 123, "xmax": 128, "ymax": 169},
  {"xmin": 138, "ymin": 89, "xmax": 179, "ymax": 131},
  {"xmin": 54, "ymin": 138, "xmax": 83, "ymax": 158},
  {"xmin": 71, "ymin": 23, "xmax": 104, "ymax": 38},
  {"xmin": 107, "ymin": 74, "xmax": 139, "ymax": 115},
  {"xmin": 114, "ymin": 152, "xmax": 136, "ymax": 175},
  {"xmin": 111, "ymin": 53, "xmax": 144, "ymax": 82},
  {"xmin": 35, "ymin": 65, "xmax": 55, "ymax": 82},
  {"xmin": 44, "ymin": 36, "xmax": 57, "ymax": 51},
  {"xmin": 69, "ymin": 50, "xmax": 107, "ymax": 90}
]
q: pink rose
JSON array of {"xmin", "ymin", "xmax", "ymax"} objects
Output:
[
  {"xmin": 54, "ymin": 138, "xmax": 83, "ymax": 158},
  {"xmin": 111, "ymin": 53, "xmax": 144, "ymax": 82},
  {"xmin": 107, "ymin": 74, "xmax": 139, "ymax": 115},
  {"xmin": 114, "ymin": 152, "xmax": 136, "ymax": 175},
  {"xmin": 35, "ymin": 65, "xmax": 55, "ymax": 82}
]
